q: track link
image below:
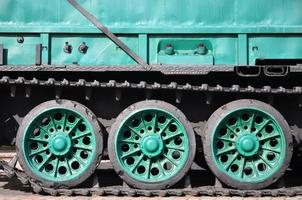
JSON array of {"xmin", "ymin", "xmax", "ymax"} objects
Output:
[
  {"xmin": 1, "ymin": 76, "xmax": 302, "ymax": 196},
  {"xmin": 1, "ymin": 160, "xmax": 302, "ymax": 197}
]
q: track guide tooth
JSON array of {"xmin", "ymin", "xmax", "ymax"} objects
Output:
[{"xmin": 1, "ymin": 76, "xmax": 302, "ymax": 196}]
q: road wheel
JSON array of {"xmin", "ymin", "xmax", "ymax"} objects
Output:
[
  {"xmin": 108, "ymin": 100, "xmax": 196, "ymax": 189},
  {"xmin": 16, "ymin": 99, "xmax": 103, "ymax": 188},
  {"xmin": 203, "ymin": 99, "xmax": 293, "ymax": 189}
]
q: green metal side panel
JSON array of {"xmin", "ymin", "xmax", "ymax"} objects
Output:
[
  {"xmin": 1, "ymin": 0, "xmax": 302, "ymax": 33},
  {"xmin": 0, "ymin": 0, "xmax": 301, "ymax": 66},
  {"xmin": 50, "ymin": 35, "xmax": 138, "ymax": 65}
]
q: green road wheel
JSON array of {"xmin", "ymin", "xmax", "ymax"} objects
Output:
[
  {"xmin": 204, "ymin": 99, "xmax": 293, "ymax": 190},
  {"xmin": 16, "ymin": 100, "xmax": 103, "ymax": 188},
  {"xmin": 108, "ymin": 100, "xmax": 196, "ymax": 189}
]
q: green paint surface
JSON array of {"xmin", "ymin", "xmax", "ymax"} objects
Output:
[
  {"xmin": 0, "ymin": 0, "xmax": 301, "ymax": 66},
  {"xmin": 22, "ymin": 108, "xmax": 97, "ymax": 183},
  {"xmin": 114, "ymin": 108, "xmax": 190, "ymax": 183},
  {"xmin": 211, "ymin": 108, "xmax": 286, "ymax": 183}
]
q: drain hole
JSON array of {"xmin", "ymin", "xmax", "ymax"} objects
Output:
[
  {"xmin": 123, "ymin": 130, "xmax": 131, "ymax": 138},
  {"xmin": 219, "ymin": 128, "xmax": 227, "ymax": 136},
  {"xmin": 42, "ymin": 117, "xmax": 50, "ymax": 126},
  {"xmin": 33, "ymin": 128, "xmax": 41, "ymax": 137},
  {"xmin": 35, "ymin": 155, "xmax": 43, "ymax": 164},
  {"xmin": 228, "ymin": 117, "xmax": 236, "ymax": 125},
  {"xmin": 30, "ymin": 142, "xmax": 38, "ymax": 150},
  {"xmin": 137, "ymin": 166, "xmax": 145, "ymax": 174},
  {"xmin": 71, "ymin": 161, "xmax": 80, "ymax": 170},
  {"xmin": 255, "ymin": 116, "xmax": 263, "ymax": 124},
  {"xmin": 270, "ymin": 139, "xmax": 278, "ymax": 147},
  {"xmin": 71, "ymin": 132, "xmax": 76, "ymax": 137},
  {"xmin": 144, "ymin": 114, "xmax": 153, "ymax": 122},
  {"xmin": 78, "ymin": 123, "xmax": 86, "ymax": 132},
  {"xmin": 267, "ymin": 153, "xmax": 275, "ymax": 161},
  {"xmin": 54, "ymin": 113, "xmax": 63, "ymax": 121},
  {"xmin": 172, "ymin": 151, "xmax": 181, "ymax": 159},
  {"xmin": 265, "ymin": 125, "xmax": 274, "ymax": 133},
  {"xmin": 58, "ymin": 166, "xmax": 67, "ymax": 175},
  {"xmin": 231, "ymin": 164, "xmax": 239, "ymax": 172},
  {"xmin": 244, "ymin": 167, "xmax": 253, "ymax": 175},
  {"xmin": 68, "ymin": 115, "xmax": 76, "ymax": 123},
  {"xmin": 83, "ymin": 137, "xmax": 91, "ymax": 145},
  {"xmin": 163, "ymin": 162, "xmax": 172, "ymax": 171},
  {"xmin": 80, "ymin": 151, "xmax": 88, "ymax": 159},
  {"xmin": 132, "ymin": 119, "xmax": 140, "ymax": 127},
  {"xmin": 151, "ymin": 168, "xmax": 159, "ymax": 176},
  {"xmin": 169, "ymin": 124, "xmax": 177, "ymax": 132},
  {"xmin": 220, "ymin": 155, "xmax": 228, "ymax": 163},
  {"xmin": 158, "ymin": 116, "xmax": 166, "ymax": 124},
  {"xmin": 241, "ymin": 113, "xmax": 250, "ymax": 121},
  {"xmin": 121, "ymin": 144, "xmax": 130, "ymax": 152},
  {"xmin": 257, "ymin": 163, "xmax": 266, "ymax": 171},
  {"xmin": 216, "ymin": 141, "xmax": 224, "ymax": 149},
  {"xmin": 174, "ymin": 137, "xmax": 182, "ymax": 145},
  {"xmin": 45, "ymin": 164, "xmax": 53, "ymax": 172},
  {"xmin": 126, "ymin": 157, "xmax": 135, "ymax": 165}
]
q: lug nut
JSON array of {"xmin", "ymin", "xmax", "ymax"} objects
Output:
[
  {"xmin": 165, "ymin": 44, "xmax": 174, "ymax": 55},
  {"xmin": 196, "ymin": 43, "xmax": 207, "ymax": 55},
  {"xmin": 78, "ymin": 42, "xmax": 88, "ymax": 54},
  {"xmin": 63, "ymin": 42, "xmax": 72, "ymax": 54}
]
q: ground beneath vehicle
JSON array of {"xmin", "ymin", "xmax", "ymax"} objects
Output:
[{"xmin": 0, "ymin": 0, "xmax": 302, "ymax": 197}]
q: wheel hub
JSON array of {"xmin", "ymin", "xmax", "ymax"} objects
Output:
[
  {"xmin": 236, "ymin": 133, "xmax": 260, "ymax": 157},
  {"xmin": 49, "ymin": 133, "xmax": 71, "ymax": 156},
  {"xmin": 140, "ymin": 134, "xmax": 164, "ymax": 158}
]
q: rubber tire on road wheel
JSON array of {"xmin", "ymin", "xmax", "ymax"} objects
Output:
[
  {"xmin": 203, "ymin": 99, "xmax": 293, "ymax": 190},
  {"xmin": 108, "ymin": 100, "xmax": 196, "ymax": 190},
  {"xmin": 16, "ymin": 99, "xmax": 104, "ymax": 188}
]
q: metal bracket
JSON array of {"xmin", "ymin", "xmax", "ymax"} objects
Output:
[
  {"xmin": 0, "ymin": 44, "xmax": 3, "ymax": 65},
  {"xmin": 35, "ymin": 44, "xmax": 42, "ymax": 66},
  {"xmin": 67, "ymin": 0, "xmax": 151, "ymax": 71}
]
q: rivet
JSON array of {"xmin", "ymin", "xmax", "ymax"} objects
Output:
[
  {"xmin": 165, "ymin": 44, "xmax": 174, "ymax": 55},
  {"xmin": 196, "ymin": 43, "xmax": 207, "ymax": 55}
]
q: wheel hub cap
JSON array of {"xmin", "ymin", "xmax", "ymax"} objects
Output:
[
  {"xmin": 140, "ymin": 135, "xmax": 163, "ymax": 158},
  {"xmin": 49, "ymin": 133, "xmax": 71, "ymax": 156},
  {"xmin": 236, "ymin": 134, "xmax": 259, "ymax": 157}
]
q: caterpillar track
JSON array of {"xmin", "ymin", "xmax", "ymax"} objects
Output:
[
  {"xmin": 1, "ymin": 159, "xmax": 302, "ymax": 197},
  {"xmin": 0, "ymin": 72, "xmax": 302, "ymax": 196}
]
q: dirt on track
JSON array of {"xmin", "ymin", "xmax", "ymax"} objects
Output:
[{"xmin": 0, "ymin": 176, "xmax": 302, "ymax": 200}]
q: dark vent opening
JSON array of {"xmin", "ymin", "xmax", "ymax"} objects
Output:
[{"xmin": 256, "ymin": 59, "xmax": 302, "ymax": 66}]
